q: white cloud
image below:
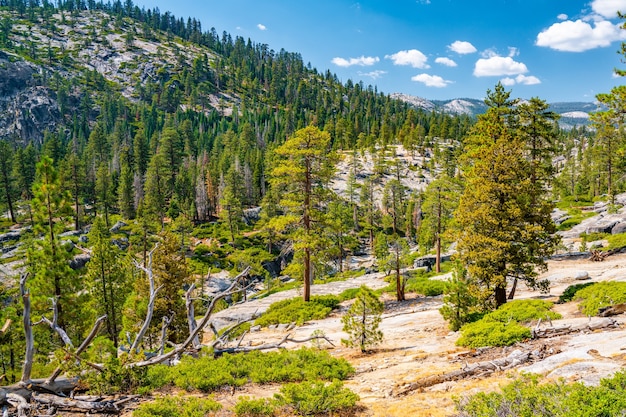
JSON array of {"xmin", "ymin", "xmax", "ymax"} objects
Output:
[
  {"xmin": 591, "ymin": 0, "xmax": 626, "ymax": 19},
  {"xmin": 500, "ymin": 77, "xmax": 517, "ymax": 86},
  {"xmin": 331, "ymin": 56, "xmax": 380, "ymax": 67},
  {"xmin": 385, "ymin": 49, "xmax": 430, "ymax": 68},
  {"xmin": 435, "ymin": 57, "xmax": 457, "ymax": 67},
  {"xmin": 448, "ymin": 40, "xmax": 477, "ymax": 54},
  {"xmin": 358, "ymin": 70, "xmax": 387, "ymax": 80},
  {"xmin": 257, "ymin": 23, "xmax": 267, "ymax": 31},
  {"xmin": 500, "ymin": 74, "xmax": 541, "ymax": 86},
  {"xmin": 536, "ymin": 19, "xmax": 626, "ymax": 51},
  {"xmin": 508, "ymin": 47, "xmax": 519, "ymax": 57},
  {"xmin": 474, "ymin": 56, "xmax": 528, "ymax": 77},
  {"xmin": 515, "ymin": 74, "xmax": 541, "ymax": 85},
  {"xmin": 411, "ymin": 73, "xmax": 452, "ymax": 87},
  {"xmin": 558, "ymin": 13, "xmax": 569, "ymax": 20}
]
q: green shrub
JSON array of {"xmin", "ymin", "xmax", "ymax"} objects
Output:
[
  {"xmin": 558, "ymin": 282, "xmax": 596, "ymax": 303},
  {"xmin": 455, "ymin": 371, "xmax": 626, "ymax": 417},
  {"xmin": 576, "ymin": 281, "xmax": 626, "ymax": 315},
  {"xmin": 233, "ymin": 396, "xmax": 277, "ymax": 416},
  {"xmin": 456, "ymin": 320, "xmax": 531, "ymax": 348},
  {"xmin": 406, "ymin": 278, "xmax": 448, "ymax": 296},
  {"xmin": 484, "ymin": 299, "xmax": 561, "ymax": 323},
  {"xmin": 133, "ymin": 396, "xmax": 222, "ymax": 417},
  {"xmin": 275, "ymin": 380, "xmax": 359, "ymax": 416},
  {"xmin": 337, "ymin": 287, "xmax": 361, "ymax": 301},
  {"xmin": 254, "ymin": 295, "xmax": 340, "ymax": 327},
  {"xmin": 143, "ymin": 348, "xmax": 354, "ymax": 393}
]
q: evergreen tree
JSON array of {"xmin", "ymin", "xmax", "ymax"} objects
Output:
[
  {"xmin": 270, "ymin": 125, "xmax": 336, "ymax": 301},
  {"xmin": 341, "ymin": 285, "xmax": 383, "ymax": 353},
  {"xmin": 85, "ymin": 217, "xmax": 130, "ymax": 347},
  {"xmin": 454, "ymin": 105, "xmax": 558, "ymax": 309},
  {"xmin": 28, "ymin": 155, "xmax": 78, "ymax": 336},
  {"xmin": 0, "ymin": 141, "xmax": 17, "ymax": 222}
]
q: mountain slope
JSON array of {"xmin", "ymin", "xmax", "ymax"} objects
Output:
[{"xmin": 391, "ymin": 93, "xmax": 603, "ymax": 126}]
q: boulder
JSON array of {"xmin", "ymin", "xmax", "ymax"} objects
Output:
[
  {"xmin": 0, "ymin": 231, "xmax": 21, "ymax": 243},
  {"xmin": 70, "ymin": 253, "xmax": 91, "ymax": 270},
  {"xmin": 612, "ymin": 222, "xmax": 626, "ymax": 235},
  {"xmin": 109, "ymin": 221, "xmax": 127, "ymax": 233},
  {"xmin": 585, "ymin": 220, "xmax": 619, "ymax": 234},
  {"xmin": 573, "ymin": 271, "xmax": 590, "ymax": 281}
]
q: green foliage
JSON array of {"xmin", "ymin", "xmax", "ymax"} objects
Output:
[
  {"xmin": 558, "ymin": 282, "xmax": 596, "ymax": 303},
  {"xmin": 455, "ymin": 299, "xmax": 559, "ymax": 347},
  {"xmin": 275, "ymin": 380, "xmax": 360, "ymax": 416},
  {"xmin": 133, "ymin": 396, "xmax": 222, "ymax": 417},
  {"xmin": 576, "ymin": 281, "xmax": 626, "ymax": 316},
  {"xmin": 485, "ymin": 300, "xmax": 561, "ymax": 324},
  {"xmin": 341, "ymin": 286, "xmax": 384, "ymax": 352},
  {"xmin": 440, "ymin": 263, "xmax": 481, "ymax": 331},
  {"xmin": 254, "ymin": 295, "xmax": 340, "ymax": 327},
  {"xmin": 455, "ymin": 98, "xmax": 559, "ymax": 310},
  {"xmin": 455, "ymin": 371, "xmax": 626, "ymax": 417},
  {"xmin": 405, "ymin": 277, "xmax": 448, "ymax": 296},
  {"xmin": 84, "ymin": 356, "xmax": 148, "ymax": 395},
  {"xmin": 233, "ymin": 396, "xmax": 277, "ymax": 417},
  {"xmin": 143, "ymin": 348, "xmax": 354, "ymax": 393},
  {"xmin": 456, "ymin": 320, "xmax": 531, "ymax": 348}
]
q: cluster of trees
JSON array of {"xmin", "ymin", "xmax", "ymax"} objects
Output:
[{"xmin": 0, "ymin": 0, "xmax": 615, "ymax": 393}]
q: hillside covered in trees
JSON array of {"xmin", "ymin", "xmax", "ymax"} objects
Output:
[{"xmin": 1, "ymin": 1, "xmax": 626, "ymax": 416}]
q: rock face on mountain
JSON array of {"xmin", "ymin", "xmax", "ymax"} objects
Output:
[{"xmin": 0, "ymin": 51, "xmax": 60, "ymax": 145}]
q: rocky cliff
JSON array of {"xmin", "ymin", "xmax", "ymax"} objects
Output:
[{"xmin": 0, "ymin": 51, "xmax": 60, "ymax": 145}]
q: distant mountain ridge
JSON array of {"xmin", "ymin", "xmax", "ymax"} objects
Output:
[{"xmin": 391, "ymin": 93, "xmax": 605, "ymax": 127}]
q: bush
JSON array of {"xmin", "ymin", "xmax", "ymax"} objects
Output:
[
  {"xmin": 484, "ymin": 300, "xmax": 561, "ymax": 323},
  {"xmin": 254, "ymin": 295, "xmax": 340, "ymax": 327},
  {"xmin": 143, "ymin": 348, "xmax": 354, "ymax": 393},
  {"xmin": 576, "ymin": 281, "xmax": 626, "ymax": 315},
  {"xmin": 406, "ymin": 278, "xmax": 448, "ymax": 296},
  {"xmin": 455, "ymin": 371, "xmax": 626, "ymax": 417},
  {"xmin": 456, "ymin": 320, "xmax": 531, "ymax": 348},
  {"xmin": 558, "ymin": 282, "xmax": 596, "ymax": 303},
  {"xmin": 275, "ymin": 380, "xmax": 359, "ymax": 416},
  {"xmin": 133, "ymin": 396, "xmax": 222, "ymax": 417},
  {"xmin": 234, "ymin": 396, "xmax": 277, "ymax": 416}
]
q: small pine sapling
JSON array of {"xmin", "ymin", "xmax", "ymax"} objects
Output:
[{"xmin": 341, "ymin": 286, "xmax": 383, "ymax": 352}]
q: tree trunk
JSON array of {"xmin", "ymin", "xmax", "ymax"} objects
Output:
[
  {"xmin": 495, "ymin": 285, "xmax": 507, "ymax": 307},
  {"xmin": 508, "ymin": 278, "xmax": 518, "ymax": 300}
]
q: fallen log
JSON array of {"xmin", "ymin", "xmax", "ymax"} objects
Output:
[
  {"xmin": 393, "ymin": 349, "xmax": 535, "ymax": 396},
  {"xmin": 531, "ymin": 317, "xmax": 619, "ymax": 339},
  {"xmin": 32, "ymin": 392, "xmax": 121, "ymax": 413},
  {"xmin": 214, "ymin": 333, "xmax": 335, "ymax": 356},
  {"xmin": 598, "ymin": 304, "xmax": 626, "ymax": 317}
]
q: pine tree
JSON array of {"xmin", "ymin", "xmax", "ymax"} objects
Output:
[
  {"xmin": 28, "ymin": 155, "xmax": 78, "ymax": 336},
  {"xmin": 85, "ymin": 217, "xmax": 131, "ymax": 347},
  {"xmin": 341, "ymin": 286, "xmax": 383, "ymax": 353},
  {"xmin": 270, "ymin": 125, "xmax": 336, "ymax": 301},
  {"xmin": 454, "ymin": 105, "xmax": 558, "ymax": 309},
  {"xmin": 0, "ymin": 141, "xmax": 17, "ymax": 222}
]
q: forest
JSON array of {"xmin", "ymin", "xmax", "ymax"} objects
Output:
[{"xmin": 0, "ymin": 0, "xmax": 625, "ymax": 416}]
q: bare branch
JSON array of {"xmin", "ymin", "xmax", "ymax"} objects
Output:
[
  {"xmin": 36, "ymin": 298, "xmax": 73, "ymax": 349},
  {"xmin": 214, "ymin": 332, "xmax": 335, "ymax": 355},
  {"xmin": 130, "ymin": 244, "xmax": 162, "ymax": 353},
  {"xmin": 127, "ymin": 267, "xmax": 251, "ymax": 368},
  {"xmin": 158, "ymin": 313, "xmax": 174, "ymax": 356},
  {"xmin": 46, "ymin": 315, "xmax": 107, "ymax": 384},
  {"xmin": 185, "ymin": 283, "xmax": 200, "ymax": 349}
]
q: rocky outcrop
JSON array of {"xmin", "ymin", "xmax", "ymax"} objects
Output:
[{"xmin": 0, "ymin": 51, "xmax": 61, "ymax": 145}]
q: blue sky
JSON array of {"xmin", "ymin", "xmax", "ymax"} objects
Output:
[{"xmin": 134, "ymin": 0, "xmax": 626, "ymax": 102}]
